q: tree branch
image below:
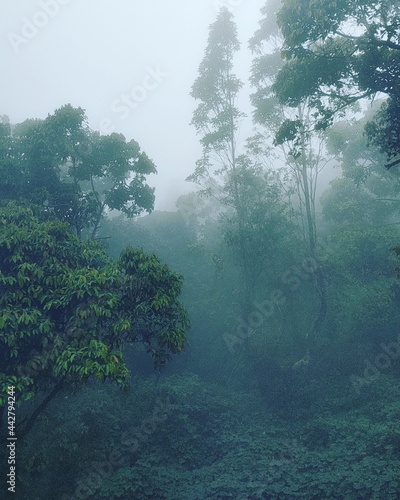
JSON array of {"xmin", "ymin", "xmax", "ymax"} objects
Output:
[
  {"xmin": 19, "ymin": 379, "xmax": 65, "ymax": 440},
  {"xmin": 372, "ymin": 37, "xmax": 400, "ymax": 51},
  {"xmin": 386, "ymin": 158, "xmax": 400, "ymax": 170}
]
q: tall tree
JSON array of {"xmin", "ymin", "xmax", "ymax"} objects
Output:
[
  {"xmin": 250, "ymin": 1, "xmax": 330, "ymax": 362},
  {"xmin": 188, "ymin": 7, "xmax": 254, "ymax": 315}
]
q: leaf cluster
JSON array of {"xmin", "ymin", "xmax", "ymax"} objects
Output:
[{"xmin": 0, "ymin": 204, "xmax": 189, "ymax": 405}]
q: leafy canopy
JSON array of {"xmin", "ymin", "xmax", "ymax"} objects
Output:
[
  {"xmin": 0, "ymin": 105, "xmax": 156, "ymax": 237},
  {"xmin": 188, "ymin": 7, "xmax": 244, "ymax": 185},
  {"xmin": 0, "ymin": 204, "xmax": 189, "ymax": 405},
  {"xmin": 270, "ymin": 0, "xmax": 400, "ymax": 165}
]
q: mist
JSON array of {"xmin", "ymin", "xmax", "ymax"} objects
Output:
[{"xmin": 1, "ymin": 1, "xmax": 400, "ymax": 499}]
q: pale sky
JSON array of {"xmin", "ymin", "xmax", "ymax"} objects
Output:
[{"xmin": 2, "ymin": 0, "xmax": 266, "ymax": 210}]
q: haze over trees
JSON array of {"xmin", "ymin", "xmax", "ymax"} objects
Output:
[
  {"xmin": 0, "ymin": 107, "xmax": 189, "ymax": 448},
  {"xmin": 1, "ymin": 1, "xmax": 400, "ymax": 498},
  {"xmin": 272, "ymin": 0, "xmax": 400, "ymax": 166},
  {"xmin": 0, "ymin": 104, "xmax": 156, "ymax": 239}
]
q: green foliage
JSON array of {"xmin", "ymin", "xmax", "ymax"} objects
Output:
[
  {"xmin": 326, "ymin": 105, "xmax": 400, "ymax": 203},
  {"xmin": 271, "ymin": 0, "xmax": 400, "ymax": 163},
  {"xmin": 98, "ymin": 208, "xmax": 243, "ymax": 382},
  {"xmin": 0, "ymin": 204, "xmax": 189, "ymax": 407},
  {"xmin": 117, "ymin": 247, "xmax": 189, "ymax": 361},
  {"xmin": 321, "ymin": 178, "xmax": 389, "ymax": 225},
  {"xmin": 365, "ymin": 96, "xmax": 400, "ymax": 167},
  {"xmin": 319, "ymin": 206, "xmax": 400, "ymax": 359},
  {"xmin": 0, "ymin": 104, "xmax": 156, "ymax": 237},
  {"xmin": 15, "ymin": 374, "xmax": 400, "ymax": 499},
  {"xmin": 188, "ymin": 7, "xmax": 244, "ymax": 185},
  {"xmin": 3, "ymin": 7, "xmax": 400, "ymax": 497}
]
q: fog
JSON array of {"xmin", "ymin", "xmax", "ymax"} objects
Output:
[
  {"xmin": 2, "ymin": 0, "xmax": 265, "ymax": 209},
  {"xmin": 2, "ymin": 2, "xmax": 400, "ymax": 498}
]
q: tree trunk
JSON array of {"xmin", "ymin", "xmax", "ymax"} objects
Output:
[
  {"xmin": 19, "ymin": 379, "xmax": 65, "ymax": 440},
  {"xmin": 297, "ymin": 105, "xmax": 327, "ymax": 359}
]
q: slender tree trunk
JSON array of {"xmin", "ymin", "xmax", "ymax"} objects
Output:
[
  {"xmin": 19, "ymin": 379, "xmax": 65, "ymax": 440},
  {"xmin": 226, "ymin": 75, "xmax": 252, "ymax": 319},
  {"xmin": 298, "ymin": 106, "xmax": 317, "ymax": 254},
  {"xmin": 90, "ymin": 174, "xmax": 105, "ymax": 240},
  {"xmin": 297, "ymin": 106, "xmax": 327, "ymax": 359}
]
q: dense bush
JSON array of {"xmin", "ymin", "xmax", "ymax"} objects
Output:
[{"xmin": 13, "ymin": 373, "xmax": 400, "ymax": 499}]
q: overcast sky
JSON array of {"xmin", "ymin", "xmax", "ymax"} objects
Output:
[{"xmin": 2, "ymin": 0, "xmax": 266, "ymax": 210}]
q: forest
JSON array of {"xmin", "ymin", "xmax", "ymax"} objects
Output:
[{"xmin": 1, "ymin": 0, "xmax": 400, "ymax": 498}]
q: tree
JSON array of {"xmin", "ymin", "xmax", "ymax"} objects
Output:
[
  {"xmin": 250, "ymin": 2, "xmax": 331, "ymax": 362},
  {"xmin": 0, "ymin": 203, "xmax": 189, "ymax": 437},
  {"xmin": 326, "ymin": 104, "xmax": 400, "ymax": 214},
  {"xmin": 272, "ymin": 0, "xmax": 400, "ymax": 166},
  {"xmin": 317, "ymin": 106, "xmax": 400, "ymax": 369},
  {"xmin": 250, "ymin": 0, "xmax": 333, "ymax": 252},
  {"xmin": 320, "ymin": 181, "xmax": 400, "ymax": 373},
  {"xmin": 0, "ymin": 105, "xmax": 156, "ymax": 238},
  {"xmin": 189, "ymin": 7, "xmax": 243, "ymax": 181},
  {"xmin": 77, "ymin": 131, "xmax": 156, "ymax": 239},
  {"xmin": 188, "ymin": 7, "xmax": 256, "ymax": 315}
]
